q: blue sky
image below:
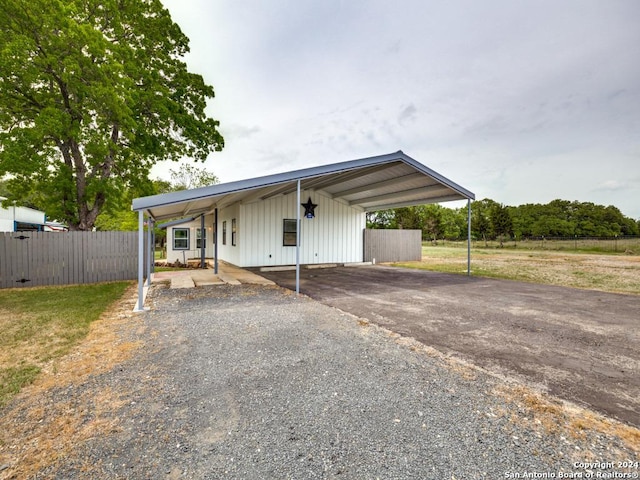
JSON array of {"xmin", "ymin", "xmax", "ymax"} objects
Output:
[{"xmin": 156, "ymin": 0, "xmax": 640, "ymax": 219}]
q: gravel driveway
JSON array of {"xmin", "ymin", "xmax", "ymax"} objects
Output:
[{"xmin": 32, "ymin": 284, "xmax": 638, "ymax": 479}]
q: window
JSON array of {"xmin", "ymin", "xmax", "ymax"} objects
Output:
[
  {"xmin": 232, "ymin": 218, "xmax": 237, "ymax": 246},
  {"xmin": 222, "ymin": 221, "xmax": 227, "ymax": 245},
  {"xmin": 173, "ymin": 228, "xmax": 189, "ymax": 250},
  {"xmin": 196, "ymin": 228, "xmax": 206, "ymax": 249},
  {"xmin": 283, "ymin": 219, "xmax": 297, "ymax": 246}
]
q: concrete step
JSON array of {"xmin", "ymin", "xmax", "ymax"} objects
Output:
[{"xmin": 170, "ymin": 276, "xmax": 196, "ymax": 289}]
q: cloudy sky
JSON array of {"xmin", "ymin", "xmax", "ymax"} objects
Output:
[{"xmin": 156, "ymin": 0, "xmax": 640, "ymax": 219}]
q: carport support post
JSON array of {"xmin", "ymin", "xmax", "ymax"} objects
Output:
[
  {"xmin": 296, "ymin": 179, "xmax": 301, "ymax": 296},
  {"xmin": 150, "ymin": 223, "xmax": 155, "ymax": 275},
  {"xmin": 146, "ymin": 218, "xmax": 153, "ymax": 287},
  {"xmin": 135, "ymin": 210, "xmax": 145, "ymax": 312},
  {"xmin": 200, "ymin": 214, "xmax": 205, "ymax": 269},
  {"xmin": 214, "ymin": 208, "xmax": 218, "ymax": 274},
  {"xmin": 467, "ymin": 198, "xmax": 471, "ymax": 276}
]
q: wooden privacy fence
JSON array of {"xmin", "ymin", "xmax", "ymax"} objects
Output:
[
  {"xmin": 0, "ymin": 231, "xmax": 146, "ymax": 289},
  {"xmin": 363, "ymin": 229, "xmax": 422, "ymax": 263}
]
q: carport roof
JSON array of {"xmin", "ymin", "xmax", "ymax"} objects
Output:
[{"xmin": 132, "ymin": 150, "xmax": 475, "ymax": 221}]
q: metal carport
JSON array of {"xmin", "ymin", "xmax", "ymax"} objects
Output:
[{"xmin": 131, "ymin": 150, "xmax": 475, "ymax": 310}]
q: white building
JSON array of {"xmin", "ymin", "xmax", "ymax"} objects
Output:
[
  {"xmin": 159, "ymin": 186, "xmax": 366, "ymax": 267},
  {"xmin": 0, "ymin": 197, "xmax": 46, "ymax": 232},
  {"xmin": 136, "ymin": 151, "xmax": 475, "ymax": 270}
]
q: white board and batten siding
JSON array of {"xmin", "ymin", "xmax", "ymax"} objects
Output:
[
  {"xmin": 236, "ymin": 189, "xmax": 366, "ymax": 268},
  {"xmin": 165, "ymin": 189, "xmax": 366, "ymax": 267},
  {"xmin": 215, "ymin": 203, "xmax": 240, "ymax": 266}
]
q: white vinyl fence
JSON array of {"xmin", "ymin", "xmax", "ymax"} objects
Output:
[{"xmin": 0, "ymin": 231, "xmax": 145, "ymax": 289}]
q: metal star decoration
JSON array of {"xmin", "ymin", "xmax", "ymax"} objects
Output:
[{"xmin": 301, "ymin": 197, "xmax": 318, "ymax": 219}]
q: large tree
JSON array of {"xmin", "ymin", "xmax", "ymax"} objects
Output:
[
  {"xmin": 0, "ymin": 0, "xmax": 223, "ymax": 230},
  {"xmin": 169, "ymin": 163, "xmax": 219, "ymax": 191},
  {"xmin": 490, "ymin": 203, "xmax": 513, "ymax": 247},
  {"xmin": 471, "ymin": 199, "xmax": 497, "ymax": 245}
]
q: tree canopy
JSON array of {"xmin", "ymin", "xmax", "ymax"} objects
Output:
[
  {"xmin": 94, "ymin": 164, "xmax": 218, "ymax": 231},
  {"xmin": 0, "ymin": 0, "xmax": 223, "ymax": 230},
  {"xmin": 168, "ymin": 163, "xmax": 219, "ymax": 191},
  {"xmin": 367, "ymin": 199, "xmax": 640, "ymax": 240}
]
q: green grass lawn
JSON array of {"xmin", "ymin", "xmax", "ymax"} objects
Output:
[{"xmin": 0, "ymin": 281, "xmax": 132, "ymax": 407}]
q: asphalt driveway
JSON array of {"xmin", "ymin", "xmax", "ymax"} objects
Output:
[{"xmin": 257, "ymin": 265, "xmax": 640, "ymax": 427}]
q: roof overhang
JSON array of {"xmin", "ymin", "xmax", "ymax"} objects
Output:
[
  {"xmin": 157, "ymin": 216, "xmax": 199, "ymax": 229},
  {"xmin": 132, "ymin": 151, "xmax": 475, "ymax": 222}
]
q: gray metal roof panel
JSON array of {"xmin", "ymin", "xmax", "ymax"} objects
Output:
[{"xmin": 132, "ymin": 151, "xmax": 474, "ymax": 220}]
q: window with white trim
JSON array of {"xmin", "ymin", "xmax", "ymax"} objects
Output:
[{"xmin": 173, "ymin": 228, "xmax": 189, "ymax": 250}]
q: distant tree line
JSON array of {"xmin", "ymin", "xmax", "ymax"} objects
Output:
[{"xmin": 366, "ymin": 199, "xmax": 640, "ymax": 242}]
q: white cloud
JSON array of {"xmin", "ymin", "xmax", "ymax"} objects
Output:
[
  {"xmin": 597, "ymin": 180, "xmax": 628, "ymax": 191},
  {"xmin": 157, "ymin": 0, "xmax": 640, "ymax": 219}
]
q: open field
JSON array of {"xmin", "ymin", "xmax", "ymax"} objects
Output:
[
  {"xmin": 439, "ymin": 236, "xmax": 640, "ymax": 254},
  {"xmin": 394, "ymin": 246, "xmax": 640, "ymax": 295}
]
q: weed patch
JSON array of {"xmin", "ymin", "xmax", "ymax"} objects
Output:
[
  {"xmin": 494, "ymin": 384, "xmax": 640, "ymax": 454},
  {"xmin": 0, "ymin": 365, "xmax": 41, "ymax": 406}
]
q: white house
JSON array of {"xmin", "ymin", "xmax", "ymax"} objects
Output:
[
  {"xmin": 0, "ymin": 197, "xmax": 46, "ymax": 232},
  {"xmin": 159, "ymin": 186, "xmax": 366, "ymax": 267},
  {"xmin": 135, "ymin": 151, "xmax": 475, "ymax": 272}
]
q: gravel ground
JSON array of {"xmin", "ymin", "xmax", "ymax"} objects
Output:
[{"xmin": 33, "ymin": 284, "xmax": 638, "ymax": 479}]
